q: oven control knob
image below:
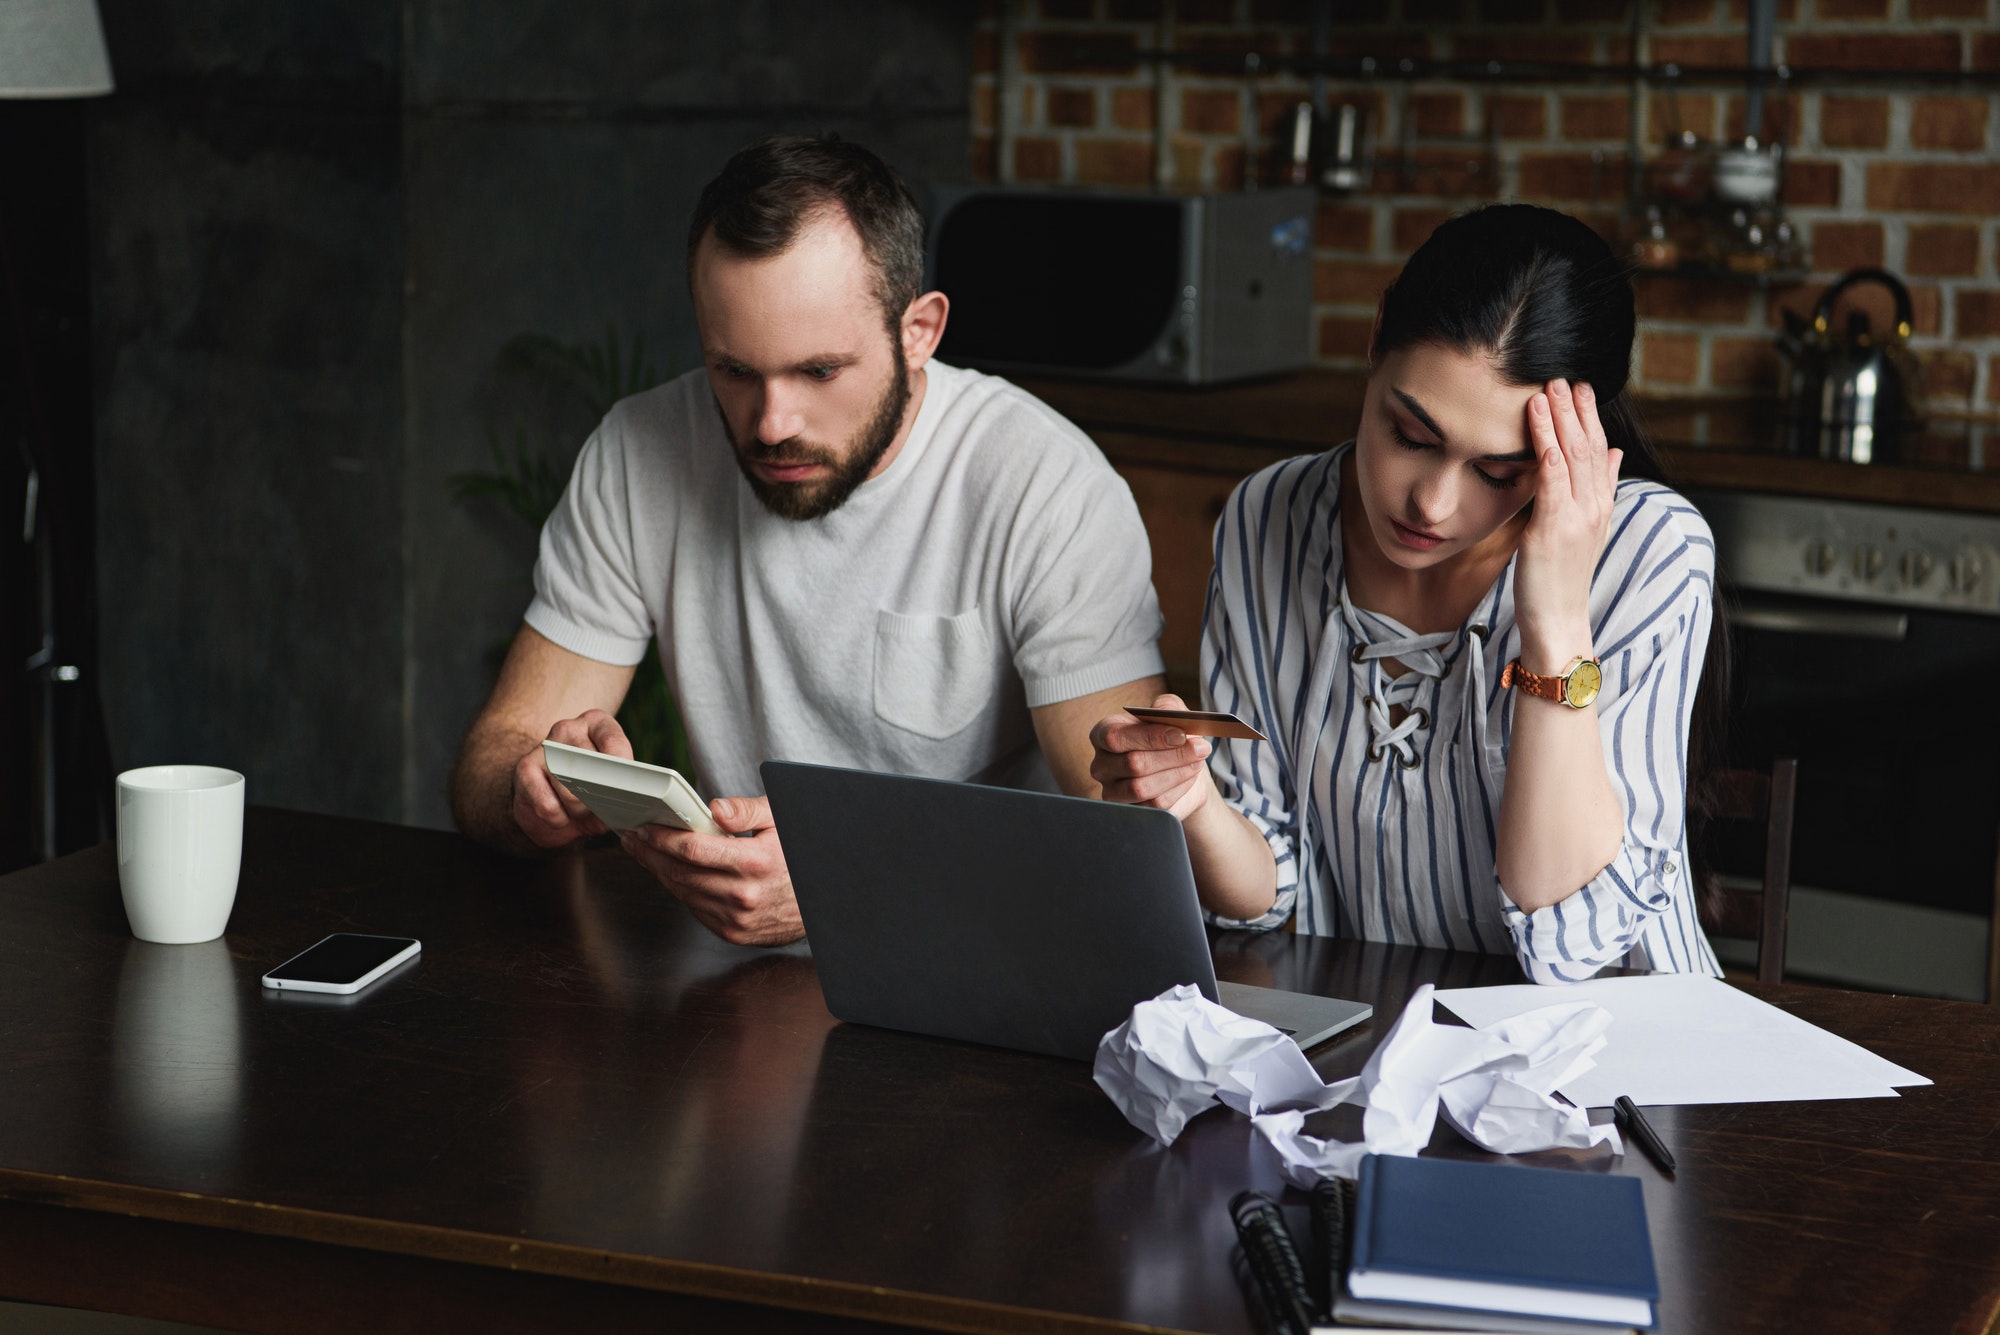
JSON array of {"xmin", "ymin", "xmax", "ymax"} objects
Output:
[
  {"xmin": 1951, "ymin": 554, "xmax": 1982, "ymax": 593},
  {"xmin": 1853, "ymin": 545, "xmax": 1885, "ymax": 579},
  {"xmin": 1806, "ymin": 541, "xmax": 1838, "ymax": 575},
  {"xmin": 1901, "ymin": 550, "xmax": 1934, "ymax": 586}
]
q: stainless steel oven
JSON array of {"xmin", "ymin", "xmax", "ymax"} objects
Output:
[{"xmin": 1689, "ymin": 489, "xmax": 2000, "ymax": 1002}]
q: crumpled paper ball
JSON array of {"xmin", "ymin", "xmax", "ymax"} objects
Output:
[{"xmin": 1093, "ymin": 982, "xmax": 1621, "ymax": 1184}]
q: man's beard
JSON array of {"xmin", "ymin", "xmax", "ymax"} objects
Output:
[{"xmin": 726, "ymin": 344, "xmax": 912, "ymax": 522}]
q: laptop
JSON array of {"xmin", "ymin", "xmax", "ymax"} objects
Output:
[{"xmin": 761, "ymin": 761, "xmax": 1372, "ymax": 1062}]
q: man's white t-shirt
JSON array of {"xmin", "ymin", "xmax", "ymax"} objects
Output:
[{"xmin": 524, "ymin": 360, "xmax": 1167, "ymax": 799}]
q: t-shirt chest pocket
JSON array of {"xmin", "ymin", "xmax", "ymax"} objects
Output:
[{"xmin": 873, "ymin": 606, "xmax": 995, "ymax": 740}]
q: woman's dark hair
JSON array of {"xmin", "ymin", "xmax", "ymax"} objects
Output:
[
  {"xmin": 686, "ymin": 134, "xmax": 925, "ymax": 335},
  {"xmin": 1375, "ymin": 204, "xmax": 1732, "ymax": 921},
  {"xmin": 1375, "ymin": 203, "xmax": 1666, "ymax": 484}
]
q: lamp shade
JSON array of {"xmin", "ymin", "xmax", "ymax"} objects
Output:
[{"xmin": 0, "ymin": 0, "xmax": 113, "ymax": 97}]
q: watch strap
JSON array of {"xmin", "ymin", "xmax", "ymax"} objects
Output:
[
  {"xmin": 1501, "ymin": 656, "xmax": 1602, "ymax": 709},
  {"xmin": 1499, "ymin": 659, "xmax": 1566, "ymax": 703}
]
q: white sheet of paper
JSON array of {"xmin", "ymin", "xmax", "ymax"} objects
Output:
[{"xmin": 1434, "ymin": 974, "xmax": 1931, "ymax": 1109}]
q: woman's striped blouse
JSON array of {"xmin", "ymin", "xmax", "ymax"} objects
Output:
[{"xmin": 1201, "ymin": 442, "xmax": 1722, "ymax": 984}]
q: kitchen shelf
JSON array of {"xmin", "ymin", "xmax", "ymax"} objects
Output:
[
  {"xmin": 1636, "ymin": 263, "xmax": 1810, "ymax": 288},
  {"xmin": 1120, "ymin": 50, "xmax": 2000, "ymax": 92}
]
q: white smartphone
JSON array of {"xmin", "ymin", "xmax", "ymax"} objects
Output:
[
  {"xmin": 261, "ymin": 933, "xmax": 422, "ymax": 995},
  {"xmin": 540, "ymin": 739, "xmax": 722, "ymax": 835}
]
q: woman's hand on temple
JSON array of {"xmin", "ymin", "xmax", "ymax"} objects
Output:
[
  {"xmin": 1514, "ymin": 378, "xmax": 1622, "ymax": 667},
  {"xmin": 1089, "ymin": 693, "xmax": 1215, "ymax": 822}
]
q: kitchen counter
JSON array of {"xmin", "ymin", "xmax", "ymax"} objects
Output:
[
  {"xmin": 1013, "ymin": 368, "xmax": 2000, "ymax": 696},
  {"xmin": 1017, "ymin": 370, "xmax": 2000, "ymax": 516}
]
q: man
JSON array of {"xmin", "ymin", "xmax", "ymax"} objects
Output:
[{"xmin": 451, "ymin": 135, "xmax": 1167, "ymax": 946}]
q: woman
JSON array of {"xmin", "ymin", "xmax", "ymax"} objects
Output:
[{"xmin": 1091, "ymin": 204, "xmax": 1720, "ymax": 983}]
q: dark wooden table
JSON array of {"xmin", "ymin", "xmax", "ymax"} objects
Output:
[{"xmin": 2, "ymin": 809, "xmax": 1997, "ymax": 1334}]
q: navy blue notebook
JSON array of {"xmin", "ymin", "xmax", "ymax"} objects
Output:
[{"xmin": 1347, "ymin": 1154, "xmax": 1659, "ymax": 1330}]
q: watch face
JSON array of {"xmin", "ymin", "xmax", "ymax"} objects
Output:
[{"xmin": 1564, "ymin": 660, "xmax": 1603, "ymax": 708}]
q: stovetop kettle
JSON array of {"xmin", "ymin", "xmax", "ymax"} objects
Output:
[{"xmin": 1776, "ymin": 267, "xmax": 1926, "ymax": 464}]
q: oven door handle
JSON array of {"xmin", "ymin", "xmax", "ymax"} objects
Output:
[{"xmin": 1729, "ymin": 595, "xmax": 1910, "ymax": 640}]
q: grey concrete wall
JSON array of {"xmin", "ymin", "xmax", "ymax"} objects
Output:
[
  {"xmin": 89, "ymin": 0, "xmax": 975, "ymax": 829},
  {"xmin": 90, "ymin": 1, "xmax": 406, "ymax": 820}
]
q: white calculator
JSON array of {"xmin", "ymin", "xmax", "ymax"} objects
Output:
[{"xmin": 540, "ymin": 740, "xmax": 722, "ymax": 836}]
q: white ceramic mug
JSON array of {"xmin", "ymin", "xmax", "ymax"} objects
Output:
[{"xmin": 116, "ymin": 765, "xmax": 245, "ymax": 944}]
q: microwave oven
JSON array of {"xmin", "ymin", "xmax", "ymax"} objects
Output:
[{"xmin": 925, "ymin": 185, "xmax": 1316, "ymax": 385}]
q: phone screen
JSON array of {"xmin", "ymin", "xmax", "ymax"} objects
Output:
[{"xmin": 266, "ymin": 933, "xmax": 419, "ymax": 985}]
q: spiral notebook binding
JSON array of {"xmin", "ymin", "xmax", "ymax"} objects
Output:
[
  {"xmin": 1309, "ymin": 1176, "xmax": 1353, "ymax": 1320},
  {"xmin": 1227, "ymin": 1190, "xmax": 1316, "ymax": 1335}
]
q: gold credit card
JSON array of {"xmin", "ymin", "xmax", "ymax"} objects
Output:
[{"xmin": 1125, "ymin": 706, "xmax": 1268, "ymax": 742}]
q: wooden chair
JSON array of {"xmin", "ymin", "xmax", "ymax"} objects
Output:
[{"xmin": 1696, "ymin": 758, "xmax": 1799, "ymax": 985}]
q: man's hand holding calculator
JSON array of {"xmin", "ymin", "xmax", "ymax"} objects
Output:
[
  {"xmin": 512, "ymin": 710, "xmax": 628, "ymax": 848},
  {"xmin": 520, "ymin": 714, "xmax": 804, "ymax": 947},
  {"xmin": 619, "ymin": 798, "xmax": 802, "ymax": 947}
]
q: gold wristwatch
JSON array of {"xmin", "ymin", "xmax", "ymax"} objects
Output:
[{"xmin": 1500, "ymin": 656, "xmax": 1603, "ymax": 709}]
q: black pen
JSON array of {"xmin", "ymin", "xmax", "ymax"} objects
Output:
[{"xmin": 1615, "ymin": 1095, "xmax": 1676, "ymax": 1174}]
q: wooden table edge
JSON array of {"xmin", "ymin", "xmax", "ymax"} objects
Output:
[{"xmin": 0, "ymin": 1168, "xmax": 1202, "ymax": 1335}]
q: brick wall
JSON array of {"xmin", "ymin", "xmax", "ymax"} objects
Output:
[{"xmin": 969, "ymin": 0, "xmax": 2000, "ymax": 412}]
